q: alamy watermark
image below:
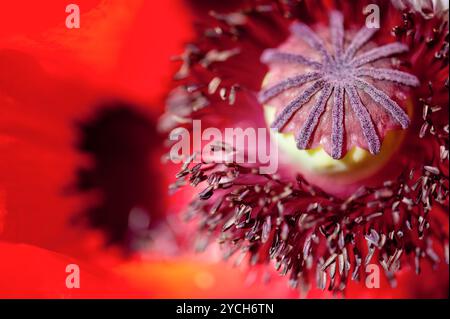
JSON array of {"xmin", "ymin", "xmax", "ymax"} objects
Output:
[
  {"xmin": 65, "ymin": 4, "xmax": 80, "ymax": 29},
  {"xmin": 65, "ymin": 264, "xmax": 80, "ymax": 289},
  {"xmin": 364, "ymin": 4, "xmax": 380, "ymax": 29}
]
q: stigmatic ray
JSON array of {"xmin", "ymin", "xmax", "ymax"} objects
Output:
[{"xmin": 260, "ymin": 11, "xmax": 419, "ymax": 159}]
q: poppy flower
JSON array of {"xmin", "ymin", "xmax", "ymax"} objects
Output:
[
  {"xmin": 161, "ymin": 0, "xmax": 449, "ymax": 297},
  {"xmin": 0, "ymin": 0, "xmax": 447, "ymax": 299}
]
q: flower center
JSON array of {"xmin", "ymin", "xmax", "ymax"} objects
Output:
[{"xmin": 258, "ymin": 11, "xmax": 418, "ymax": 195}]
